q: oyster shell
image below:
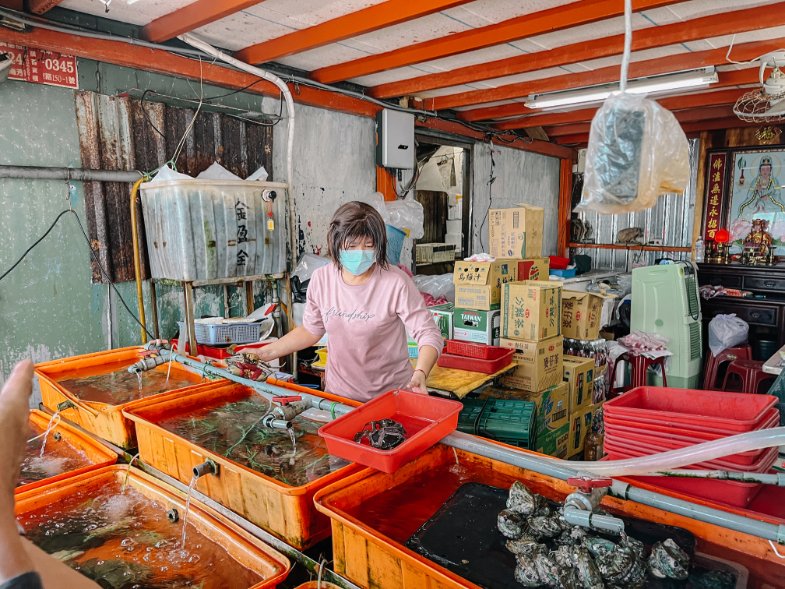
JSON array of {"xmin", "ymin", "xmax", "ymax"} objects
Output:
[
  {"xmin": 514, "ymin": 551, "xmax": 543, "ymax": 587},
  {"xmin": 498, "ymin": 509, "xmax": 527, "ymax": 539},
  {"xmin": 648, "ymin": 538, "xmax": 690, "ymax": 580},
  {"xmin": 507, "ymin": 481, "xmax": 543, "ymax": 516},
  {"xmin": 506, "ymin": 535, "xmax": 539, "ymax": 555},
  {"xmin": 527, "ymin": 516, "xmax": 563, "ymax": 540},
  {"xmin": 574, "ymin": 546, "xmax": 605, "ymax": 589}
]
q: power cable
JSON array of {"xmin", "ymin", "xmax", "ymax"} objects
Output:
[{"xmin": 0, "ymin": 208, "xmax": 155, "ymax": 339}]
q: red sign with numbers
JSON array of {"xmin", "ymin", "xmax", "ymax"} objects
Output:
[
  {"xmin": 704, "ymin": 152, "xmax": 727, "ymax": 241},
  {"xmin": 0, "ymin": 43, "xmax": 78, "ymax": 89}
]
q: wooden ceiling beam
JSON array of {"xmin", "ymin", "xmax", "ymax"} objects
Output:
[
  {"xmin": 235, "ymin": 0, "xmax": 473, "ymax": 65},
  {"xmin": 545, "ymin": 106, "xmax": 735, "ymax": 137},
  {"xmin": 446, "ymin": 37, "xmax": 784, "ymax": 114},
  {"xmin": 495, "ymin": 88, "xmax": 746, "ymax": 130},
  {"xmin": 311, "ymin": 0, "xmax": 683, "ymax": 84},
  {"xmin": 554, "ymin": 134, "xmax": 590, "ymax": 146},
  {"xmin": 471, "ymin": 68, "xmax": 761, "ymax": 123},
  {"xmin": 27, "ymin": 0, "xmax": 62, "ymax": 13},
  {"xmin": 143, "ymin": 0, "xmax": 266, "ymax": 43},
  {"xmin": 370, "ymin": 1, "xmax": 785, "ymax": 100}
]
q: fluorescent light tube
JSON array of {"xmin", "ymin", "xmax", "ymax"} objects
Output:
[{"xmin": 525, "ymin": 68, "xmax": 718, "ymax": 109}]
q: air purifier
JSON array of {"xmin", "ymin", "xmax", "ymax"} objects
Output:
[{"xmin": 631, "ymin": 262, "xmax": 703, "ymax": 389}]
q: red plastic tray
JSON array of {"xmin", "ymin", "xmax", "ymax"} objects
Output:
[
  {"xmin": 604, "ymin": 387, "xmax": 777, "ymax": 432},
  {"xmin": 604, "ymin": 409, "xmax": 780, "ymax": 443},
  {"xmin": 605, "ymin": 429, "xmax": 772, "ymax": 467},
  {"xmin": 437, "ymin": 348, "xmax": 514, "ymax": 374},
  {"xmin": 444, "ymin": 340, "xmax": 501, "ymax": 360},
  {"xmin": 618, "ymin": 474, "xmax": 763, "ymax": 508},
  {"xmin": 603, "ymin": 407, "xmax": 780, "ymax": 436},
  {"xmin": 603, "ymin": 439, "xmax": 778, "ymax": 473},
  {"xmin": 318, "ymin": 390, "xmax": 462, "ymax": 474}
]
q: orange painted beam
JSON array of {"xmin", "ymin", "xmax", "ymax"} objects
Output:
[
  {"xmin": 417, "ymin": 117, "xmax": 576, "ymax": 160},
  {"xmin": 545, "ymin": 106, "xmax": 735, "ymax": 137},
  {"xmin": 370, "ymin": 1, "xmax": 784, "ymax": 100},
  {"xmin": 311, "ymin": 0, "xmax": 682, "ymax": 84},
  {"xmin": 555, "ymin": 115, "xmax": 760, "ymax": 146},
  {"xmin": 496, "ymin": 88, "xmax": 746, "ymax": 131},
  {"xmin": 0, "ymin": 24, "xmax": 378, "ymax": 118},
  {"xmin": 143, "ymin": 0, "xmax": 266, "ymax": 43},
  {"xmin": 235, "ymin": 0, "xmax": 473, "ymax": 65},
  {"xmin": 433, "ymin": 38, "xmax": 785, "ymax": 111},
  {"xmin": 376, "ymin": 166, "xmax": 397, "ymax": 201},
  {"xmin": 472, "ymin": 68, "xmax": 760, "ymax": 123},
  {"xmin": 28, "ymin": 0, "xmax": 61, "ymax": 13}
]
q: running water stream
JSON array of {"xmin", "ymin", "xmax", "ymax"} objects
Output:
[
  {"xmin": 37, "ymin": 411, "xmax": 60, "ymax": 458},
  {"xmin": 180, "ymin": 475, "xmax": 198, "ymax": 549}
]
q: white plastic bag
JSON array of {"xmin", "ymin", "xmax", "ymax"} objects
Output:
[
  {"xmin": 385, "ymin": 197, "xmax": 425, "ymax": 239},
  {"xmin": 413, "ymin": 273, "xmax": 454, "ymax": 301},
  {"xmin": 292, "ymin": 253, "xmax": 330, "ymax": 283},
  {"xmin": 708, "ymin": 314, "xmax": 749, "ymax": 356},
  {"xmin": 577, "ymin": 92, "xmax": 689, "ymax": 214}
]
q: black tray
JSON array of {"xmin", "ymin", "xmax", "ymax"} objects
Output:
[{"xmin": 405, "ymin": 482, "xmax": 697, "ymax": 589}]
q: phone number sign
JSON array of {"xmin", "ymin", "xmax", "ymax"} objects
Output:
[{"xmin": 0, "ymin": 43, "xmax": 78, "ymax": 89}]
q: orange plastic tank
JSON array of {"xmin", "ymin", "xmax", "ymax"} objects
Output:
[
  {"xmin": 313, "ymin": 443, "xmax": 785, "ymax": 589},
  {"xmin": 35, "ymin": 346, "xmax": 218, "ymax": 448},
  {"xmin": 17, "ymin": 409, "xmax": 117, "ymax": 493},
  {"xmin": 123, "ymin": 381, "xmax": 363, "ymax": 550},
  {"xmin": 15, "ymin": 465, "xmax": 291, "ymax": 589}
]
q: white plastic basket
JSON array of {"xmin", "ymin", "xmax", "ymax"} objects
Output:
[{"xmin": 178, "ymin": 321, "xmax": 262, "ymax": 345}]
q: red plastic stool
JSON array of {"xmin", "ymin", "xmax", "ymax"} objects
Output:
[
  {"xmin": 609, "ymin": 352, "xmax": 668, "ymax": 397},
  {"xmin": 703, "ymin": 345, "xmax": 752, "ymax": 390},
  {"xmin": 722, "ymin": 359, "xmax": 776, "ymax": 394}
]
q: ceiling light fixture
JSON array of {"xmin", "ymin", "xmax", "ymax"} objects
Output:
[{"xmin": 525, "ymin": 67, "xmax": 718, "ymax": 110}]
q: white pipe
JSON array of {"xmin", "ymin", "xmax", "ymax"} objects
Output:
[
  {"xmin": 553, "ymin": 428, "xmax": 785, "ymax": 477},
  {"xmin": 177, "ymin": 33, "xmax": 297, "ymax": 265}
]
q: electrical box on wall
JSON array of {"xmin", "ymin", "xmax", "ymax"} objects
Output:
[{"xmin": 377, "ymin": 109, "xmax": 415, "ymax": 169}]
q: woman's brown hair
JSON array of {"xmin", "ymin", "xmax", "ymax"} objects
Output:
[{"xmin": 327, "ymin": 201, "xmax": 389, "ymax": 271}]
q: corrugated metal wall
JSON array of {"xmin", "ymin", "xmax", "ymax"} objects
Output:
[
  {"xmin": 573, "ymin": 138, "xmax": 699, "ymax": 270},
  {"xmin": 471, "ymin": 142, "xmax": 561, "ymax": 256}
]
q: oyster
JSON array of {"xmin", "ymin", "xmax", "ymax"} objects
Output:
[
  {"xmin": 555, "ymin": 525, "xmax": 589, "ymax": 547},
  {"xmin": 514, "ymin": 551, "xmax": 543, "ymax": 587},
  {"xmin": 507, "ymin": 481, "xmax": 543, "ymax": 515},
  {"xmin": 531, "ymin": 545, "xmax": 563, "ymax": 587},
  {"xmin": 527, "ymin": 515, "xmax": 563, "ymax": 540},
  {"xmin": 583, "ymin": 536, "xmax": 617, "ymax": 558},
  {"xmin": 498, "ymin": 509, "xmax": 527, "ymax": 539},
  {"xmin": 574, "ymin": 546, "xmax": 605, "ymax": 589},
  {"xmin": 506, "ymin": 534, "xmax": 539, "ymax": 555},
  {"xmin": 648, "ymin": 538, "xmax": 690, "ymax": 580}
]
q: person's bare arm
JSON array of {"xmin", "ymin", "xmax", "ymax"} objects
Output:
[
  {"xmin": 255, "ymin": 326, "xmax": 322, "ymax": 362},
  {"xmin": 0, "ymin": 360, "xmax": 98, "ymax": 589}
]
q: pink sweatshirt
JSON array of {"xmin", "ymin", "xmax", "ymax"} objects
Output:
[{"xmin": 302, "ymin": 264, "xmax": 444, "ymax": 402}]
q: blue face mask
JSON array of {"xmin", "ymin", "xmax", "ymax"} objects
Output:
[{"xmin": 339, "ymin": 249, "xmax": 376, "ymax": 275}]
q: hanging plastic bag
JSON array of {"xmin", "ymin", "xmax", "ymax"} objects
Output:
[
  {"xmin": 292, "ymin": 253, "xmax": 330, "ymax": 283},
  {"xmin": 385, "ymin": 197, "xmax": 425, "ymax": 239},
  {"xmin": 708, "ymin": 314, "xmax": 749, "ymax": 356},
  {"xmin": 577, "ymin": 92, "xmax": 689, "ymax": 214}
]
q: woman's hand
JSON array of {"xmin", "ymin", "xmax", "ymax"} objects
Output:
[{"xmin": 406, "ymin": 368, "xmax": 428, "ymax": 394}]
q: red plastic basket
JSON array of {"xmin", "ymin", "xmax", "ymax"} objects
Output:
[
  {"xmin": 317, "ymin": 390, "xmax": 462, "ymax": 474},
  {"xmin": 444, "ymin": 340, "xmax": 501, "ymax": 360},
  {"xmin": 603, "ymin": 440, "xmax": 778, "ymax": 473},
  {"xmin": 604, "ymin": 387, "xmax": 777, "ymax": 433},
  {"xmin": 437, "ymin": 348, "xmax": 514, "ymax": 374}
]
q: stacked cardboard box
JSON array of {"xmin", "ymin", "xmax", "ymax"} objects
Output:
[
  {"xmin": 451, "ymin": 258, "xmax": 518, "ymax": 346},
  {"xmin": 562, "ymin": 291, "xmax": 604, "ymax": 340},
  {"xmin": 563, "ymin": 355, "xmax": 607, "ymax": 458},
  {"xmin": 489, "ymin": 204, "xmax": 544, "ymax": 259}
]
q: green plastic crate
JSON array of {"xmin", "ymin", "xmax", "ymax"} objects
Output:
[
  {"xmin": 458, "ymin": 398, "xmax": 536, "ymax": 448},
  {"xmin": 476, "ymin": 399, "xmax": 536, "ymax": 449},
  {"xmin": 458, "ymin": 398, "xmax": 487, "ymax": 434}
]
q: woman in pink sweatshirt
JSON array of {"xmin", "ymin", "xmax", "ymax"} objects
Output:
[{"xmin": 259, "ymin": 201, "xmax": 443, "ymax": 402}]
